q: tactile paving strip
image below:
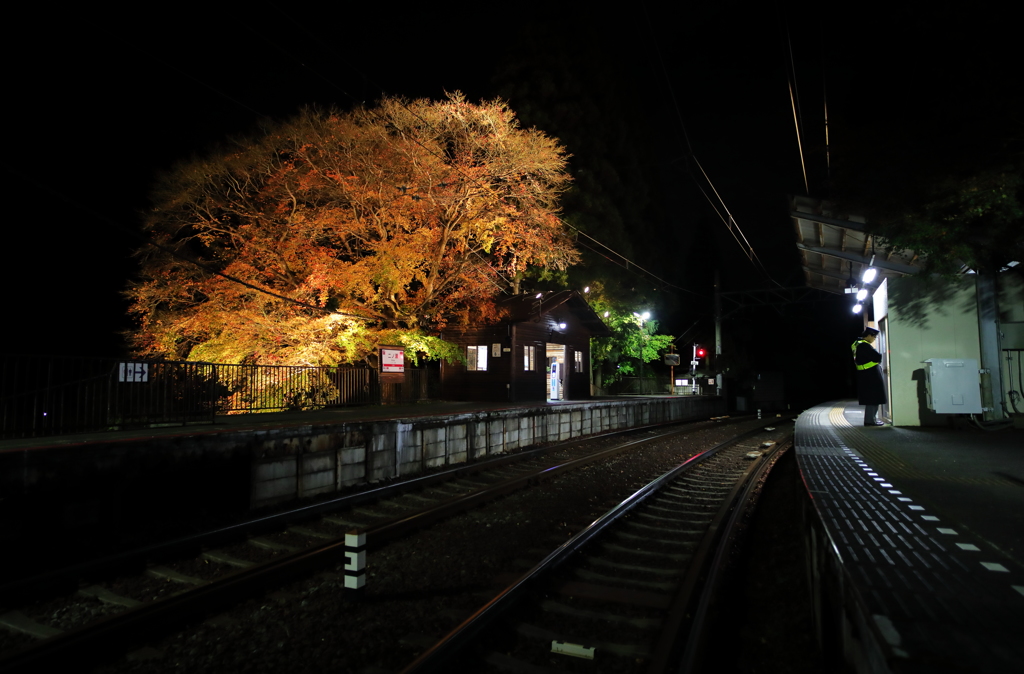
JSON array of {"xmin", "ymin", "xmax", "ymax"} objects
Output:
[{"xmin": 795, "ymin": 403, "xmax": 1024, "ymax": 672}]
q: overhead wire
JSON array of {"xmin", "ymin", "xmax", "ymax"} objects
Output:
[
  {"xmin": 640, "ymin": 3, "xmax": 784, "ymax": 289},
  {"xmin": 821, "ymin": 22, "xmax": 832, "ymax": 183},
  {"xmin": 785, "ymin": 21, "xmax": 810, "ymax": 195}
]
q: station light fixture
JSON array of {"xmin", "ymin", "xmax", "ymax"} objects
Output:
[
  {"xmin": 852, "ymin": 303, "xmax": 864, "ymax": 314},
  {"xmin": 862, "ymin": 267, "xmax": 877, "ymax": 284},
  {"xmin": 856, "ymin": 288, "xmax": 868, "ymax": 301}
]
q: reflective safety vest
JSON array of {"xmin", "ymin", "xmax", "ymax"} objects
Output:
[{"xmin": 851, "ymin": 340, "xmax": 879, "ymax": 371}]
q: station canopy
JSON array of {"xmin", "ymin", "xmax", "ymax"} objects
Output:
[{"xmin": 790, "ymin": 195, "xmax": 923, "ymax": 295}]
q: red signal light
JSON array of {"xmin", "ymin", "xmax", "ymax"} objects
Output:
[{"xmin": 696, "ymin": 347, "xmax": 706, "ymax": 358}]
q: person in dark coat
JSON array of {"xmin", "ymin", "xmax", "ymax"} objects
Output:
[{"xmin": 852, "ymin": 327, "xmax": 887, "ymax": 426}]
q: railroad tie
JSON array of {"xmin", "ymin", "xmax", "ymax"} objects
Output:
[
  {"xmin": 0, "ymin": 610, "xmax": 62, "ymax": 639},
  {"xmin": 202, "ymin": 550, "xmax": 255, "ymax": 569},
  {"xmin": 287, "ymin": 525, "xmax": 334, "ymax": 540},
  {"xmin": 77, "ymin": 584, "xmax": 143, "ymax": 608}
]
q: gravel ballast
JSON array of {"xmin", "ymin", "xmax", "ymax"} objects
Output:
[{"xmin": 60, "ymin": 418, "xmax": 818, "ymax": 673}]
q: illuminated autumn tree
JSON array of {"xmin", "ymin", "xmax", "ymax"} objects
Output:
[{"xmin": 128, "ymin": 93, "xmax": 577, "ymax": 365}]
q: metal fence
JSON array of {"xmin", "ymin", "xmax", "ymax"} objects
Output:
[
  {"xmin": 608, "ymin": 375, "xmax": 716, "ymax": 396},
  {"xmin": 1, "ymin": 355, "xmax": 440, "ymax": 439},
  {"xmin": 213, "ymin": 363, "xmax": 377, "ymax": 413},
  {"xmin": 1, "ymin": 356, "xmax": 218, "ymax": 439}
]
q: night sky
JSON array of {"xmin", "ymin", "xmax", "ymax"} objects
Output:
[{"xmin": 7, "ymin": 2, "xmax": 1018, "ymax": 406}]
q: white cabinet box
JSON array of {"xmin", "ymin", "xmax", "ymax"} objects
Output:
[{"xmin": 923, "ymin": 358, "xmax": 983, "ymax": 414}]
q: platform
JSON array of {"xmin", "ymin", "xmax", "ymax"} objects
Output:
[
  {"xmin": 1, "ymin": 395, "xmax": 726, "ymax": 580},
  {"xmin": 795, "ymin": 401, "xmax": 1024, "ymax": 673}
]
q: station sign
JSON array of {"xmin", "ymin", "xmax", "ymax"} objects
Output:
[{"xmin": 380, "ymin": 346, "xmax": 405, "ymax": 383}]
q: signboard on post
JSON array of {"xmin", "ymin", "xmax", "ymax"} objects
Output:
[
  {"xmin": 119, "ymin": 362, "xmax": 149, "ymax": 383},
  {"xmin": 379, "ymin": 346, "xmax": 405, "ymax": 383}
]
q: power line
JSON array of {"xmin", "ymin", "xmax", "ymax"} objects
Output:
[
  {"xmin": 785, "ymin": 22, "xmax": 810, "ymax": 195},
  {"xmin": 640, "ymin": 2, "xmax": 784, "ymax": 288}
]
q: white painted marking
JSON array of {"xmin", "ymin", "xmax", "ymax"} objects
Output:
[
  {"xmin": 981, "ymin": 562, "xmax": 1009, "ymax": 572},
  {"xmin": 873, "ymin": 477, "xmax": 886, "ymax": 481},
  {"xmin": 922, "ymin": 516, "xmax": 940, "ymax": 521},
  {"xmin": 868, "ymin": 472, "xmax": 878, "ymax": 476},
  {"xmin": 888, "ymin": 490, "xmax": 902, "ymax": 494},
  {"xmin": 936, "ymin": 528, "xmax": 957, "ymax": 535},
  {"xmin": 909, "ymin": 506, "xmax": 925, "ymax": 511},
  {"xmin": 1013, "ymin": 586, "xmax": 1024, "ymax": 598},
  {"xmin": 898, "ymin": 497, "xmax": 912, "ymax": 502},
  {"xmin": 956, "ymin": 543, "xmax": 980, "ymax": 552},
  {"xmin": 881, "ymin": 483, "xmax": 893, "ymax": 488}
]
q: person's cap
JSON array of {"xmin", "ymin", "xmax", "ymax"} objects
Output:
[{"xmin": 861, "ymin": 327, "xmax": 879, "ymax": 337}]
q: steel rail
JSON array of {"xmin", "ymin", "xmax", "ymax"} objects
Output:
[
  {"xmin": 0, "ymin": 417, "xmax": 747, "ymax": 672},
  {"xmin": 650, "ymin": 435, "xmax": 792, "ymax": 673},
  {"xmin": 398, "ymin": 423, "xmax": 781, "ymax": 674},
  {"xmin": 1, "ymin": 414, "xmax": 741, "ymax": 606}
]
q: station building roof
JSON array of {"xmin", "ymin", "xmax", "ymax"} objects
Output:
[{"xmin": 497, "ymin": 290, "xmax": 612, "ymax": 337}]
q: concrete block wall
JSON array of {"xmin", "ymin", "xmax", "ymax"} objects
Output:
[
  {"xmin": 247, "ymin": 395, "xmax": 723, "ymax": 508},
  {"xmin": 0, "ymin": 397, "xmax": 724, "ymax": 525}
]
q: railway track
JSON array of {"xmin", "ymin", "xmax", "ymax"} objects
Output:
[
  {"xmin": 402, "ymin": 428, "xmax": 792, "ymax": 674},
  {"xmin": 0, "ymin": 415, "xmax": 762, "ymax": 672}
]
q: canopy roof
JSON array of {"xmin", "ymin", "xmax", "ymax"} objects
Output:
[{"xmin": 790, "ymin": 195, "xmax": 923, "ymax": 295}]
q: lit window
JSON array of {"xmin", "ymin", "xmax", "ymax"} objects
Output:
[
  {"xmin": 467, "ymin": 345, "xmax": 487, "ymax": 371},
  {"xmin": 524, "ymin": 345, "xmax": 536, "ymax": 371}
]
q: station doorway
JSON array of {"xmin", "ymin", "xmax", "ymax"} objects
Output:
[{"xmin": 546, "ymin": 344, "xmax": 566, "ymax": 401}]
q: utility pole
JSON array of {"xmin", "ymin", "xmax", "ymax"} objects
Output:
[
  {"xmin": 714, "ymin": 270, "xmax": 722, "ymax": 362},
  {"xmin": 714, "ymin": 269, "xmax": 725, "ymax": 400},
  {"xmin": 669, "ymin": 344, "xmax": 676, "ymax": 396}
]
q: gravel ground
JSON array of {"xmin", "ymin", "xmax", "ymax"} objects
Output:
[{"xmin": 56, "ymin": 418, "xmax": 813, "ymax": 673}]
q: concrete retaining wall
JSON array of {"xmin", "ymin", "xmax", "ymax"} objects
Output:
[
  {"xmin": 0, "ymin": 397, "xmax": 723, "ymax": 576},
  {"xmin": 247, "ymin": 396, "xmax": 723, "ymax": 508}
]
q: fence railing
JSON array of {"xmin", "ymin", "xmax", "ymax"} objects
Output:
[
  {"xmin": 609, "ymin": 375, "xmax": 716, "ymax": 396},
  {"xmin": 1, "ymin": 357, "xmax": 218, "ymax": 439},
  {"xmin": 213, "ymin": 363, "xmax": 378, "ymax": 413},
  {"xmin": 1, "ymin": 355, "xmax": 439, "ymax": 440}
]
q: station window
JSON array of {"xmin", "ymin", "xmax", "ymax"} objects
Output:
[
  {"xmin": 467, "ymin": 345, "xmax": 488, "ymax": 371},
  {"xmin": 574, "ymin": 350, "xmax": 584, "ymax": 372},
  {"xmin": 524, "ymin": 345, "xmax": 536, "ymax": 371}
]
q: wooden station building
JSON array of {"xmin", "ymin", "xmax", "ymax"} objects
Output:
[{"xmin": 440, "ymin": 290, "xmax": 611, "ymax": 403}]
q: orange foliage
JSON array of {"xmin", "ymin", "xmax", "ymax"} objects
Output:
[{"xmin": 128, "ymin": 93, "xmax": 576, "ymax": 365}]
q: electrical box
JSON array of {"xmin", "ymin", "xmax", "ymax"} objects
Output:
[{"xmin": 923, "ymin": 358, "xmax": 983, "ymax": 414}]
